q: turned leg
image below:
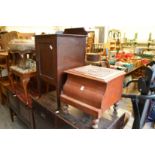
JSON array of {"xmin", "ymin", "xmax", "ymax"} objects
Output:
[
  {"xmin": 92, "ymin": 118, "xmax": 100, "ymax": 129},
  {"xmin": 91, "ymin": 112, "xmax": 102, "ymax": 129},
  {"xmin": 21, "ymin": 77, "xmax": 30, "ymax": 104},
  {"xmin": 113, "ymin": 103, "xmax": 118, "ymax": 114}
]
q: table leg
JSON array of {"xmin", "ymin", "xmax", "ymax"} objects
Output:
[
  {"xmin": 9, "ymin": 108, "xmax": 14, "ymax": 122},
  {"xmin": 21, "ymin": 77, "xmax": 30, "ymax": 104},
  {"xmin": 9, "ymin": 72, "xmax": 15, "ymax": 92}
]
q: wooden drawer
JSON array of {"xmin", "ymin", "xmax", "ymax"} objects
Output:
[
  {"xmin": 33, "ymin": 101, "xmax": 55, "ymax": 129},
  {"xmin": 18, "ymin": 100, "xmax": 33, "ymax": 128}
]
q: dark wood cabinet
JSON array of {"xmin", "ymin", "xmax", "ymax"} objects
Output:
[
  {"xmin": 33, "ymin": 100, "xmax": 56, "ymax": 129},
  {"xmin": 35, "ymin": 34, "xmax": 86, "ymax": 109},
  {"xmin": 32, "ymin": 91, "xmax": 129, "ymax": 129},
  {"xmin": 7, "ymin": 89, "xmax": 34, "ymax": 128},
  {"xmin": 32, "ymin": 92, "xmax": 57, "ymax": 129},
  {"xmin": 32, "ymin": 92, "xmax": 74, "ymax": 129}
]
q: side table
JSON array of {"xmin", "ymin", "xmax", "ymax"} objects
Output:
[{"xmin": 9, "ymin": 66, "xmax": 36, "ymax": 104}]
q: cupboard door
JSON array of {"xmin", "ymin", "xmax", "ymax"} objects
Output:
[
  {"xmin": 19, "ymin": 101, "xmax": 33, "ymax": 128},
  {"xmin": 33, "ymin": 102, "xmax": 55, "ymax": 129},
  {"xmin": 36, "ymin": 38, "xmax": 56, "ymax": 81}
]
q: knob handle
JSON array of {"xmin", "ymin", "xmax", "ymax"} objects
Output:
[{"xmin": 49, "ymin": 45, "xmax": 53, "ymax": 51}]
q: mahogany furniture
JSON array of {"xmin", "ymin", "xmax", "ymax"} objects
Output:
[
  {"xmin": 7, "ymin": 86, "xmax": 34, "ymax": 128},
  {"xmin": 63, "ymin": 27, "xmax": 88, "ymax": 35},
  {"xmin": 0, "ymin": 79, "xmax": 9, "ymax": 105},
  {"xmin": 35, "ymin": 34, "xmax": 86, "ymax": 109},
  {"xmin": 0, "ymin": 51, "xmax": 9, "ymax": 72},
  {"xmin": 61, "ymin": 65, "xmax": 125, "ymax": 120},
  {"xmin": 32, "ymin": 91, "xmax": 129, "ymax": 129},
  {"xmin": 32, "ymin": 92, "xmax": 73, "ymax": 129},
  {"xmin": 9, "ymin": 67, "xmax": 36, "ymax": 105},
  {"xmin": 0, "ymin": 51, "xmax": 9, "ymax": 104}
]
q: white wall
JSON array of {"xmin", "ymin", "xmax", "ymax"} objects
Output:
[
  {"xmin": 6, "ymin": 26, "xmax": 66, "ymax": 35},
  {"xmin": 5, "ymin": 26, "xmax": 155, "ymax": 43},
  {"xmin": 103, "ymin": 25, "xmax": 155, "ymax": 43}
]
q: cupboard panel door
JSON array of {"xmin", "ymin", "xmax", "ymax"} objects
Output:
[{"xmin": 36, "ymin": 40, "xmax": 56, "ymax": 80}]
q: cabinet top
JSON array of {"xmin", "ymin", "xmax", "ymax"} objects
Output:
[
  {"xmin": 35, "ymin": 34, "xmax": 87, "ymax": 38},
  {"xmin": 65, "ymin": 65, "xmax": 125, "ymax": 83}
]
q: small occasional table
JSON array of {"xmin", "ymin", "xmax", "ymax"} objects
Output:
[{"xmin": 9, "ymin": 66, "xmax": 36, "ymax": 104}]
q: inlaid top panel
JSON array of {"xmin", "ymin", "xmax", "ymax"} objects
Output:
[{"xmin": 65, "ymin": 65, "xmax": 125, "ymax": 83}]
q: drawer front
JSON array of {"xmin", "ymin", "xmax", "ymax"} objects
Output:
[
  {"xmin": 33, "ymin": 102, "xmax": 55, "ymax": 129},
  {"xmin": 19, "ymin": 100, "xmax": 33, "ymax": 128}
]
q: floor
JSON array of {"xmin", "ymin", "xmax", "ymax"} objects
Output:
[{"xmin": 0, "ymin": 104, "xmax": 27, "ymax": 129}]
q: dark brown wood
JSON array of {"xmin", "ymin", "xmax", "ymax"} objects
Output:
[
  {"xmin": 32, "ymin": 92, "xmax": 57, "ymax": 129},
  {"xmin": 35, "ymin": 34, "xmax": 86, "ymax": 109},
  {"xmin": 64, "ymin": 28, "xmax": 88, "ymax": 35},
  {"xmin": 61, "ymin": 65, "xmax": 125, "ymax": 119},
  {"xmin": 32, "ymin": 91, "xmax": 129, "ymax": 129},
  {"xmin": 7, "ymin": 88, "xmax": 34, "ymax": 128},
  {"xmin": 0, "ymin": 79, "xmax": 9, "ymax": 105},
  {"xmin": 86, "ymin": 53, "xmax": 101, "ymax": 62}
]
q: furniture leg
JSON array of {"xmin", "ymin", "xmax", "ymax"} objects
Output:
[
  {"xmin": 9, "ymin": 72, "xmax": 15, "ymax": 91},
  {"xmin": 21, "ymin": 77, "xmax": 30, "ymax": 104},
  {"xmin": 9, "ymin": 108, "xmax": 14, "ymax": 122},
  {"xmin": 37, "ymin": 77, "xmax": 42, "ymax": 97},
  {"xmin": 56, "ymin": 88, "xmax": 61, "ymax": 110},
  {"xmin": 46, "ymin": 83, "xmax": 50, "ymax": 93},
  {"xmin": 113, "ymin": 103, "xmax": 118, "ymax": 114},
  {"xmin": 92, "ymin": 118, "xmax": 100, "ymax": 129},
  {"xmin": 0, "ymin": 85, "xmax": 2, "ymax": 104}
]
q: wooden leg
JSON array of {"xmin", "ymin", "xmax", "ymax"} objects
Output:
[
  {"xmin": 9, "ymin": 72, "xmax": 15, "ymax": 91},
  {"xmin": 113, "ymin": 103, "xmax": 118, "ymax": 114},
  {"xmin": 92, "ymin": 118, "xmax": 100, "ymax": 129},
  {"xmin": 0, "ymin": 85, "xmax": 2, "ymax": 104},
  {"xmin": 9, "ymin": 108, "xmax": 14, "ymax": 122},
  {"xmin": 21, "ymin": 77, "xmax": 30, "ymax": 104},
  {"xmin": 46, "ymin": 83, "xmax": 50, "ymax": 93},
  {"xmin": 37, "ymin": 77, "xmax": 42, "ymax": 97},
  {"xmin": 56, "ymin": 89, "xmax": 61, "ymax": 110}
]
